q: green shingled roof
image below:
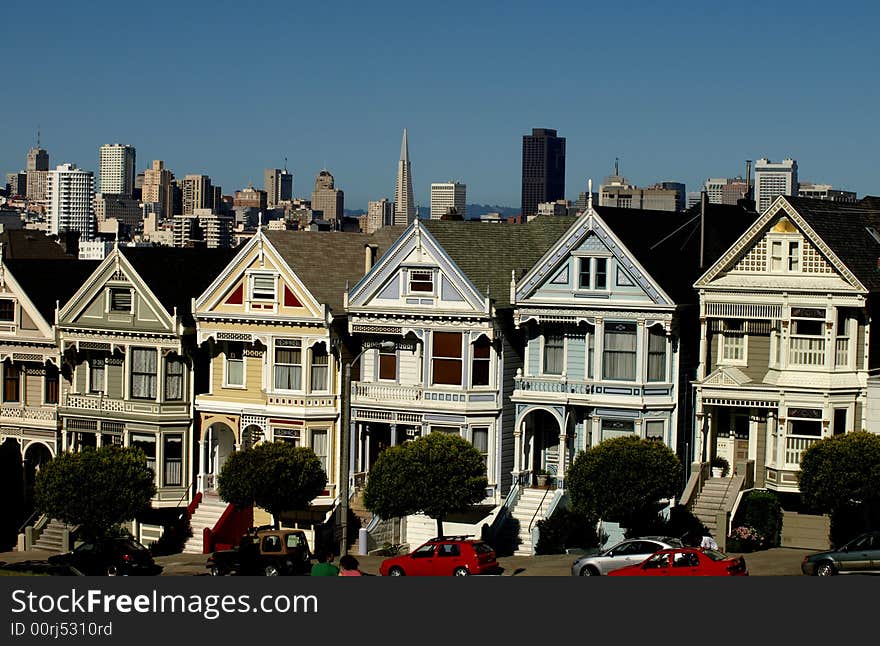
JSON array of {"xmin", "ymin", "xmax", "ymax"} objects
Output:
[
  {"xmin": 264, "ymin": 227, "xmax": 406, "ymax": 313},
  {"xmin": 421, "ymin": 217, "xmax": 578, "ymax": 308}
]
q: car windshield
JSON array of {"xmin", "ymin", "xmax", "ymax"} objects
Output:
[
  {"xmin": 701, "ymin": 549, "xmax": 729, "ymax": 561},
  {"xmin": 472, "ymin": 542, "xmax": 493, "ymax": 554}
]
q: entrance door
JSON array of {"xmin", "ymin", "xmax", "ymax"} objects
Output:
[{"xmin": 733, "ymin": 413, "xmax": 749, "ymax": 464}]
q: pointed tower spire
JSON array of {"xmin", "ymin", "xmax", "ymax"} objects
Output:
[{"xmin": 394, "ymin": 128, "xmax": 415, "ymax": 226}]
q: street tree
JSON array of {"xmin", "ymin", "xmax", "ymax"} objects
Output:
[
  {"xmin": 567, "ymin": 435, "xmax": 681, "ymax": 533},
  {"xmin": 218, "ymin": 442, "xmax": 327, "ymax": 527},
  {"xmin": 362, "ymin": 432, "xmax": 488, "ymax": 537},
  {"xmin": 797, "ymin": 430, "xmax": 880, "ymax": 543},
  {"xmin": 34, "ymin": 445, "xmax": 156, "ymax": 540}
]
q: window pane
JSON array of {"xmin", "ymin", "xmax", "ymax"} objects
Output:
[
  {"xmin": 311, "ymin": 429, "xmax": 328, "ymax": 473},
  {"xmin": 163, "ymin": 435, "xmax": 183, "ymax": 486},
  {"xmin": 379, "ymin": 350, "xmax": 397, "ymax": 380},
  {"xmin": 647, "ymin": 327, "xmax": 666, "ymax": 382},
  {"xmin": 432, "ymin": 332, "xmax": 462, "ymax": 386},
  {"xmin": 472, "ymin": 338, "xmax": 491, "ymax": 386},
  {"xmin": 165, "ymin": 358, "xmax": 184, "ymax": 400},
  {"xmin": 433, "ymin": 358, "xmax": 462, "ymax": 385},
  {"xmin": 110, "ymin": 289, "xmax": 132, "ymax": 312},
  {"xmin": 433, "ymin": 332, "xmax": 462, "ymax": 358},
  {"xmin": 275, "ymin": 346, "xmax": 302, "ymax": 390},
  {"xmin": 4, "ymin": 363, "xmax": 19, "ymax": 402},
  {"xmin": 595, "ymin": 258, "xmax": 607, "ymax": 290},
  {"xmin": 543, "ymin": 333, "xmax": 564, "ymax": 375},
  {"xmin": 603, "ymin": 324, "xmax": 636, "ymax": 380},
  {"xmin": 578, "ymin": 258, "xmax": 591, "ymax": 288},
  {"xmin": 645, "ymin": 420, "xmax": 665, "ymax": 442},
  {"xmin": 90, "ymin": 357, "xmax": 105, "ymax": 393},
  {"xmin": 310, "ymin": 346, "xmax": 329, "ymax": 391},
  {"xmin": 0, "ymin": 300, "xmax": 14, "ymax": 321},
  {"xmin": 131, "ymin": 349, "xmax": 157, "ymax": 399},
  {"xmin": 45, "ymin": 365, "xmax": 59, "ymax": 404},
  {"xmin": 131, "ymin": 434, "xmax": 156, "ymax": 475}
]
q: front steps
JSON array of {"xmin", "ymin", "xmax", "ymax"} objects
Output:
[
  {"xmin": 509, "ymin": 487, "xmax": 556, "ymax": 556},
  {"xmin": 32, "ymin": 518, "xmax": 76, "ymax": 552},
  {"xmin": 182, "ymin": 493, "xmax": 229, "ymax": 554},
  {"xmin": 691, "ymin": 478, "xmax": 740, "ymax": 537}
]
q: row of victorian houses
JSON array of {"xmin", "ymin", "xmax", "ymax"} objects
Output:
[{"xmin": 2, "ymin": 194, "xmax": 879, "ymax": 554}]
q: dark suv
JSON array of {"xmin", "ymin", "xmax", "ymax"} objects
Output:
[
  {"xmin": 379, "ymin": 535, "xmax": 499, "ymax": 576},
  {"xmin": 48, "ymin": 536, "xmax": 160, "ymax": 576}
]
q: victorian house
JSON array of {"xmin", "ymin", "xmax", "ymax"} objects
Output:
[
  {"xmin": 693, "ymin": 196, "xmax": 880, "ymax": 498},
  {"xmin": 55, "ymin": 247, "xmax": 235, "ymax": 519},
  {"xmin": 344, "ymin": 217, "xmax": 576, "ymax": 545},
  {"xmin": 192, "ymin": 228, "xmax": 401, "ymax": 543},
  {"xmin": 0, "ymin": 256, "xmax": 99, "ymax": 546}
]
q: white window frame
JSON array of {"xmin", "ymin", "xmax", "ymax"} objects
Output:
[
  {"xmin": 407, "ymin": 268, "xmax": 435, "ymax": 296},
  {"xmin": 0, "ymin": 299, "xmax": 17, "ymax": 324},
  {"xmin": 223, "ymin": 342, "xmax": 245, "ymax": 389},
  {"xmin": 377, "ymin": 346, "xmax": 398, "ymax": 382},
  {"xmin": 273, "ymin": 339, "xmax": 303, "ymax": 392},
  {"xmin": 646, "ymin": 325, "xmax": 668, "ymax": 383},
  {"xmin": 718, "ymin": 320, "xmax": 748, "ymax": 366},
  {"xmin": 310, "ymin": 427, "xmax": 329, "ymax": 475},
  {"xmin": 248, "ymin": 272, "xmax": 277, "ymax": 303},
  {"xmin": 541, "ymin": 330, "xmax": 566, "ymax": 376},
  {"xmin": 107, "ymin": 287, "xmax": 133, "ymax": 314},
  {"xmin": 309, "ymin": 344, "xmax": 330, "ymax": 393},
  {"xmin": 766, "ymin": 235, "xmax": 801, "ymax": 274},
  {"xmin": 577, "ymin": 256, "xmax": 611, "ymax": 291},
  {"xmin": 644, "ymin": 419, "xmax": 665, "ymax": 442}
]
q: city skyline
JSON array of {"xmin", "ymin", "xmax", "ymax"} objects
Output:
[{"xmin": 2, "ymin": 1, "xmax": 878, "ymax": 209}]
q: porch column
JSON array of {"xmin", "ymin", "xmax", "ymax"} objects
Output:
[
  {"xmin": 697, "ymin": 316, "xmax": 708, "ymax": 381},
  {"xmin": 61, "ymin": 428, "xmax": 68, "ymax": 453},
  {"xmin": 198, "ymin": 437, "xmax": 206, "ymax": 493},
  {"xmin": 694, "ymin": 412, "xmax": 704, "ymax": 463},
  {"xmin": 766, "ymin": 409, "xmax": 776, "ymax": 470},
  {"xmin": 96, "ymin": 432, "xmax": 103, "ymax": 448},
  {"xmin": 557, "ymin": 433, "xmax": 567, "ymax": 484},
  {"xmin": 776, "ymin": 410, "xmax": 787, "ymax": 469},
  {"xmin": 513, "ymin": 419, "xmax": 524, "ymax": 475},
  {"xmin": 348, "ymin": 419, "xmax": 356, "ymax": 486},
  {"xmin": 705, "ymin": 410, "xmax": 714, "ymax": 460},
  {"xmin": 364, "ymin": 425, "xmax": 371, "ymax": 473},
  {"xmin": 390, "ymin": 423, "xmax": 398, "ymax": 447}
]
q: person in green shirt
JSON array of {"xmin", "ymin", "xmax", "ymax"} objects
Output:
[{"xmin": 310, "ymin": 551, "xmax": 340, "ymax": 576}]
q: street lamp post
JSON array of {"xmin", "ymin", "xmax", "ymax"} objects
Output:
[{"xmin": 339, "ymin": 340, "xmax": 396, "ymax": 556}]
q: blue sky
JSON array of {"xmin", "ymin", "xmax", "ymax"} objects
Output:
[{"xmin": 3, "ymin": 0, "xmax": 878, "ymax": 210}]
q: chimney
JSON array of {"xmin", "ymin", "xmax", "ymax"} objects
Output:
[
  {"xmin": 700, "ymin": 191, "xmax": 708, "ymax": 269},
  {"xmin": 364, "ymin": 244, "xmax": 378, "ymax": 274}
]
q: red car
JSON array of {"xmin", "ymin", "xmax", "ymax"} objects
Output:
[
  {"xmin": 379, "ymin": 536, "xmax": 500, "ymax": 576},
  {"xmin": 607, "ymin": 547, "xmax": 748, "ymax": 576}
]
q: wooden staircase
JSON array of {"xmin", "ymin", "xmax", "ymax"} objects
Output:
[
  {"xmin": 508, "ymin": 487, "xmax": 556, "ymax": 556},
  {"xmin": 182, "ymin": 493, "xmax": 229, "ymax": 554},
  {"xmin": 691, "ymin": 478, "xmax": 739, "ymax": 537}
]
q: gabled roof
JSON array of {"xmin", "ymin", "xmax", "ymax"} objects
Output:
[
  {"xmin": 421, "ymin": 217, "xmax": 579, "ymax": 308},
  {"xmin": 593, "ymin": 203, "xmax": 760, "ymax": 303},
  {"xmin": 264, "ymin": 227, "xmax": 405, "ymax": 313},
  {"xmin": 119, "ymin": 247, "xmax": 239, "ymax": 318},
  {"xmin": 4, "ymin": 259, "xmax": 101, "ymax": 322},
  {"xmin": 783, "ymin": 196, "xmax": 880, "ymax": 291}
]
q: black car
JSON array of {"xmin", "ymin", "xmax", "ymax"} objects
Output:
[
  {"xmin": 48, "ymin": 537, "xmax": 161, "ymax": 576},
  {"xmin": 801, "ymin": 530, "xmax": 880, "ymax": 576}
]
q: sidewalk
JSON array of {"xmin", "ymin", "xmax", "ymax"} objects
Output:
[{"xmin": 0, "ymin": 547, "xmax": 812, "ymax": 576}]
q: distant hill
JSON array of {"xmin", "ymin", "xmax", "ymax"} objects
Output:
[{"xmin": 347, "ymin": 204, "xmax": 520, "ymax": 220}]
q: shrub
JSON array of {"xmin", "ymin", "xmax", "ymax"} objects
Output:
[
  {"xmin": 726, "ymin": 525, "xmax": 766, "ymax": 552},
  {"xmin": 535, "ymin": 508, "xmax": 600, "ymax": 555},
  {"xmin": 726, "ymin": 490, "xmax": 783, "ymax": 551}
]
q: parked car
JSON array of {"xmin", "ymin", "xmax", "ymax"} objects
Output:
[
  {"xmin": 379, "ymin": 535, "xmax": 499, "ymax": 576},
  {"xmin": 607, "ymin": 547, "xmax": 748, "ymax": 576},
  {"xmin": 801, "ymin": 530, "xmax": 880, "ymax": 576},
  {"xmin": 48, "ymin": 536, "xmax": 160, "ymax": 576},
  {"xmin": 570, "ymin": 536, "xmax": 683, "ymax": 576},
  {"xmin": 206, "ymin": 526, "xmax": 313, "ymax": 576}
]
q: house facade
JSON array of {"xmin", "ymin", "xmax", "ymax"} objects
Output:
[
  {"xmin": 693, "ymin": 196, "xmax": 878, "ymax": 493},
  {"xmin": 345, "ymin": 218, "xmax": 576, "ymax": 502},
  {"xmin": 56, "ymin": 247, "xmax": 234, "ymax": 508},
  {"xmin": 193, "ymin": 228, "xmax": 401, "ymax": 530}
]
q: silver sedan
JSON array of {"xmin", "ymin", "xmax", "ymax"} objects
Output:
[{"xmin": 571, "ymin": 536, "xmax": 684, "ymax": 576}]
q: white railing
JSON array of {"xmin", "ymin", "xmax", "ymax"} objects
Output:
[
  {"xmin": 789, "ymin": 337, "xmax": 825, "ymax": 366},
  {"xmin": 352, "ymin": 382, "xmax": 423, "ymax": 402},
  {"xmin": 785, "ymin": 435, "xmax": 821, "ymax": 467},
  {"xmin": 0, "ymin": 406, "xmax": 57, "ymax": 421},
  {"xmin": 835, "ymin": 338, "xmax": 849, "ymax": 367},
  {"xmin": 514, "ymin": 376, "xmax": 592, "ymax": 395}
]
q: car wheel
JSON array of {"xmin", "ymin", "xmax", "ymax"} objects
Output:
[
  {"xmin": 453, "ymin": 567, "xmax": 470, "ymax": 576},
  {"xmin": 388, "ymin": 566, "xmax": 405, "ymax": 576},
  {"xmin": 816, "ymin": 562, "xmax": 836, "ymax": 577},
  {"xmin": 264, "ymin": 565, "xmax": 280, "ymax": 577},
  {"xmin": 210, "ymin": 566, "xmax": 223, "ymax": 577},
  {"xmin": 106, "ymin": 566, "xmax": 118, "ymax": 577},
  {"xmin": 579, "ymin": 565, "xmax": 599, "ymax": 576}
]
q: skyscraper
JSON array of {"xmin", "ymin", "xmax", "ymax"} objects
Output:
[
  {"xmin": 265, "ymin": 168, "xmax": 293, "ymax": 208},
  {"xmin": 430, "ymin": 182, "xmax": 467, "ymax": 220},
  {"xmin": 365, "ymin": 198, "xmax": 395, "ymax": 234},
  {"xmin": 521, "ymin": 128, "xmax": 566, "ymax": 219},
  {"xmin": 311, "ymin": 169, "xmax": 344, "ymax": 222},
  {"xmin": 99, "ymin": 143, "xmax": 136, "ymax": 196},
  {"xmin": 26, "ymin": 144, "xmax": 49, "ymax": 202},
  {"xmin": 754, "ymin": 158, "xmax": 797, "ymax": 213},
  {"xmin": 47, "ymin": 163, "xmax": 95, "ymax": 241},
  {"xmin": 142, "ymin": 160, "xmax": 174, "ymax": 218},
  {"xmin": 182, "ymin": 174, "xmax": 214, "ymax": 214},
  {"xmin": 394, "ymin": 128, "xmax": 415, "ymax": 225}
]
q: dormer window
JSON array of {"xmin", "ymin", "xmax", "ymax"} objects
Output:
[
  {"xmin": 408, "ymin": 270, "xmax": 434, "ymax": 294},
  {"xmin": 251, "ymin": 274, "xmax": 276, "ymax": 301},
  {"xmin": 578, "ymin": 257, "xmax": 609, "ymax": 290},
  {"xmin": 109, "ymin": 288, "xmax": 132, "ymax": 312},
  {"xmin": 0, "ymin": 300, "xmax": 14, "ymax": 321},
  {"xmin": 768, "ymin": 237, "xmax": 801, "ymax": 273}
]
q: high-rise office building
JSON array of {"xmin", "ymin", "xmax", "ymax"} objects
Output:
[
  {"xmin": 704, "ymin": 177, "xmax": 750, "ymax": 205},
  {"xmin": 394, "ymin": 128, "xmax": 416, "ymax": 225},
  {"xmin": 311, "ymin": 169, "xmax": 344, "ymax": 222},
  {"xmin": 6, "ymin": 172, "xmax": 27, "ymax": 197},
  {"xmin": 365, "ymin": 198, "xmax": 395, "ymax": 234},
  {"xmin": 521, "ymin": 128, "xmax": 566, "ymax": 219},
  {"xmin": 99, "ymin": 143, "xmax": 136, "ymax": 197},
  {"xmin": 655, "ymin": 182, "xmax": 687, "ymax": 211},
  {"xmin": 27, "ymin": 146, "xmax": 48, "ymax": 172},
  {"xmin": 754, "ymin": 158, "xmax": 797, "ymax": 213},
  {"xmin": 598, "ymin": 163, "xmax": 679, "ymax": 211},
  {"xmin": 430, "ymin": 181, "xmax": 467, "ymax": 220},
  {"xmin": 234, "ymin": 186, "xmax": 268, "ymax": 210},
  {"xmin": 25, "ymin": 145, "xmax": 50, "ymax": 203},
  {"xmin": 264, "ymin": 168, "xmax": 293, "ymax": 208},
  {"xmin": 142, "ymin": 160, "xmax": 174, "ymax": 218},
  {"xmin": 47, "ymin": 163, "xmax": 95, "ymax": 241},
  {"xmin": 182, "ymin": 174, "xmax": 214, "ymax": 215},
  {"xmin": 797, "ymin": 182, "xmax": 857, "ymax": 203}
]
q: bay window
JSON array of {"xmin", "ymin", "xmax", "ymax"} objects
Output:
[
  {"xmin": 431, "ymin": 332, "xmax": 462, "ymax": 386},
  {"xmin": 603, "ymin": 323, "xmax": 637, "ymax": 381},
  {"xmin": 274, "ymin": 339, "xmax": 303, "ymax": 390},
  {"xmin": 130, "ymin": 348, "xmax": 157, "ymax": 399}
]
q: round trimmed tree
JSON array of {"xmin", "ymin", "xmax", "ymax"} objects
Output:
[
  {"xmin": 797, "ymin": 430, "xmax": 880, "ymax": 544},
  {"xmin": 34, "ymin": 445, "xmax": 156, "ymax": 540},
  {"xmin": 567, "ymin": 435, "xmax": 681, "ymax": 533},
  {"xmin": 218, "ymin": 442, "xmax": 327, "ymax": 527},
  {"xmin": 363, "ymin": 432, "xmax": 488, "ymax": 537}
]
